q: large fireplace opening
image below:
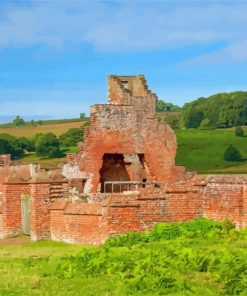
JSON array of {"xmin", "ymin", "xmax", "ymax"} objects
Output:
[{"xmin": 99, "ymin": 153, "xmax": 147, "ymax": 193}]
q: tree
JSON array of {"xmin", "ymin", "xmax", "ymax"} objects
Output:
[
  {"xmin": 0, "ymin": 134, "xmax": 24, "ymax": 158},
  {"xmin": 235, "ymin": 126, "xmax": 244, "ymax": 137},
  {"xmin": 59, "ymin": 128, "xmax": 83, "ymax": 147},
  {"xmin": 12, "ymin": 116, "xmax": 25, "ymax": 126},
  {"xmin": 163, "ymin": 115, "xmax": 180, "ymax": 129},
  {"xmin": 0, "ymin": 139, "xmax": 11, "ymax": 154},
  {"xmin": 35, "ymin": 133, "xmax": 62, "ymax": 158},
  {"xmin": 224, "ymin": 144, "xmax": 241, "ymax": 161},
  {"xmin": 156, "ymin": 100, "xmax": 181, "ymax": 112},
  {"xmin": 185, "ymin": 109, "xmax": 204, "ymax": 128},
  {"xmin": 80, "ymin": 113, "xmax": 86, "ymax": 119},
  {"xmin": 18, "ymin": 137, "xmax": 35, "ymax": 152},
  {"xmin": 30, "ymin": 120, "xmax": 36, "ymax": 127}
]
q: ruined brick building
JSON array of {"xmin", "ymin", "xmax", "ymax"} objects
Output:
[{"xmin": 0, "ymin": 75, "xmax": 247, "ymax": 244}]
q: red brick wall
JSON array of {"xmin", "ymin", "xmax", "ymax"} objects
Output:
[
  {"xmin": 203, "ymin": 176, "xmax": 247, "ymax": 228},
  {"xmin": 30, "ymin": 183, "xmax": 51, "ymax": 240},
  {"xmin": 48, "ymin": 181, "xmax": 203, "ymax": 244},
  {"xmin": 50, "ymin": 200, "xmax": 108, "ymax": 245},
  {"xmin": 106, "ymin": 182, "xmax": 202, "ymax": 236},
  {"xmin": 1, "ymin": 183, "xmax": 30, "ymax": 237}
]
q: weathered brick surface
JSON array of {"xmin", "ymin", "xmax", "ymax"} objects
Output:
[
  {"xmin": 68, "ymin": 76, "xmax": 180, "ymax": 193},
  {"xmin": 0, "ymin": 183, "xmax": 30, "ymax": 238},
  {"xmin": 203, "ymin": 175, "xmax": 247, "ymax": 228},
  {"xmin": 50, "ymin": 199, "xmax": 108, "ymax": 244},
  {"xmin": 30, "ymin": 183, "xmax": 51, "ymax": 240}
]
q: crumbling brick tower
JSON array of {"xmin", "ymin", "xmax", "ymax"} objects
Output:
[{"xmin": 66, "ymin": 75, "xmax": 185, "ymax": 193}]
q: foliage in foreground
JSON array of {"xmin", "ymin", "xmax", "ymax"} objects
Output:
[
  {"xmin": 0, "ymin": 219, "xmax": 246, "ymax": 295},
  {"xmin": 55, "ymin": 219, "xmax": 247, "ymax": 295}
]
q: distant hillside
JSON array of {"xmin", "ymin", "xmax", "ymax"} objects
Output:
[{"xmin": 180, "ymin": 91, "xmax": 247, "ymax": 129}]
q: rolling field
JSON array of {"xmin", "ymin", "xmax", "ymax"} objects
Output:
[
  {"xmin": 176, "ymin": 128, "xmax": 247, "ymax": 173},
  {"xmin": 0, "ymin": 121, "xmax": 85, "ymax": 138}
]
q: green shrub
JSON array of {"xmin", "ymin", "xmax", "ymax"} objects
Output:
[
  {"xmin": 235, "ymin": 126, "xmax": 244, "ymax": 137},
  {"xmin": 224, "ymin": 144, "xmax": 241, "ymax": 161}
]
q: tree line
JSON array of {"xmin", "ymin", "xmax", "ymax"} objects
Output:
[
  {"xmin": 0, "ymin": 128, "xmax": 83, "ymax": 159},
  {"xmin": 180, "ymin": 91, "xmax": 247, "ymax": 129}
]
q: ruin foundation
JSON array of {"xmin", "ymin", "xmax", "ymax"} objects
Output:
[{"xmin": 0, "ymin": 75, "xmax": 247, "ymax": 244}]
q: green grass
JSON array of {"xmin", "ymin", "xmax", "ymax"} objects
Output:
[
  {"xmin": 175, "ymin": 129, "xmax": 247, "ymax": 173},
  {"xmin": 19, "ymin": 147, "xmax": 77, "ymax": 168},
  {"xmin": 0, "ymin": 219, "xmax": 246, "ymax": 295}
]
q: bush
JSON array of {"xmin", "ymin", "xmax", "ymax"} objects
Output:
[
  {"xmin": 235, "ymin": 126, "xmax": 244, "ymax": 137},
  {"xmin": 224, "ymin": 144, "xmax": 241, "ymax": 161},
  {"xmin": 59, "ymin": 128, "xmax": 83, "ymax": 147},
  {"xmin": 35, "ymin": 133, "xmax": 63, "ymax": 158}
]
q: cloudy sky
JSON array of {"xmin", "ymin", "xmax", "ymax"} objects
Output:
[{"xmin": 0, "ymin": 0, "xmax": 247, "ymax": 120}]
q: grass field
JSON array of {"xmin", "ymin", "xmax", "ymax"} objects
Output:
[
  {"xmin": 0, "ymin": 219, "xmax": 246, "ymax": 295},
  {"xmin": 176, "ymin": 128, "xmax": 247, "ymax": 173},
  {"xmin": 0, "ymin": 121, "xmax": 85, "ymax": 138}
]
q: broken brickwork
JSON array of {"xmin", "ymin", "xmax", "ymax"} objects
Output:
[
  {"xmin": 65, "ymin": 75, "xmax": 186, "ymax": 193},
  {"xmin": 0, "ymin": 75, "xmax": 247, "ymax": 244}
]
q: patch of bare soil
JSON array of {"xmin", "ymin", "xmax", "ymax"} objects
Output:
[{"xmin": 0, "ymin": 236, "xmax": 30, "ymax": 246}]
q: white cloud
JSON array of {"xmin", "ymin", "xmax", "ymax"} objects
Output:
[
  {"xmin": 0, "ymin": 1, "xmax": 247, "ymax": 61},
  {"xmin": 183, "ymin": 40, "xmax": 247, "ymax": 66}
]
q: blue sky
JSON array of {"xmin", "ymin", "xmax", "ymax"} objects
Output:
[{"xmin": 0, "ymin": 0, "xmax": 247, "ymax": 121}]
